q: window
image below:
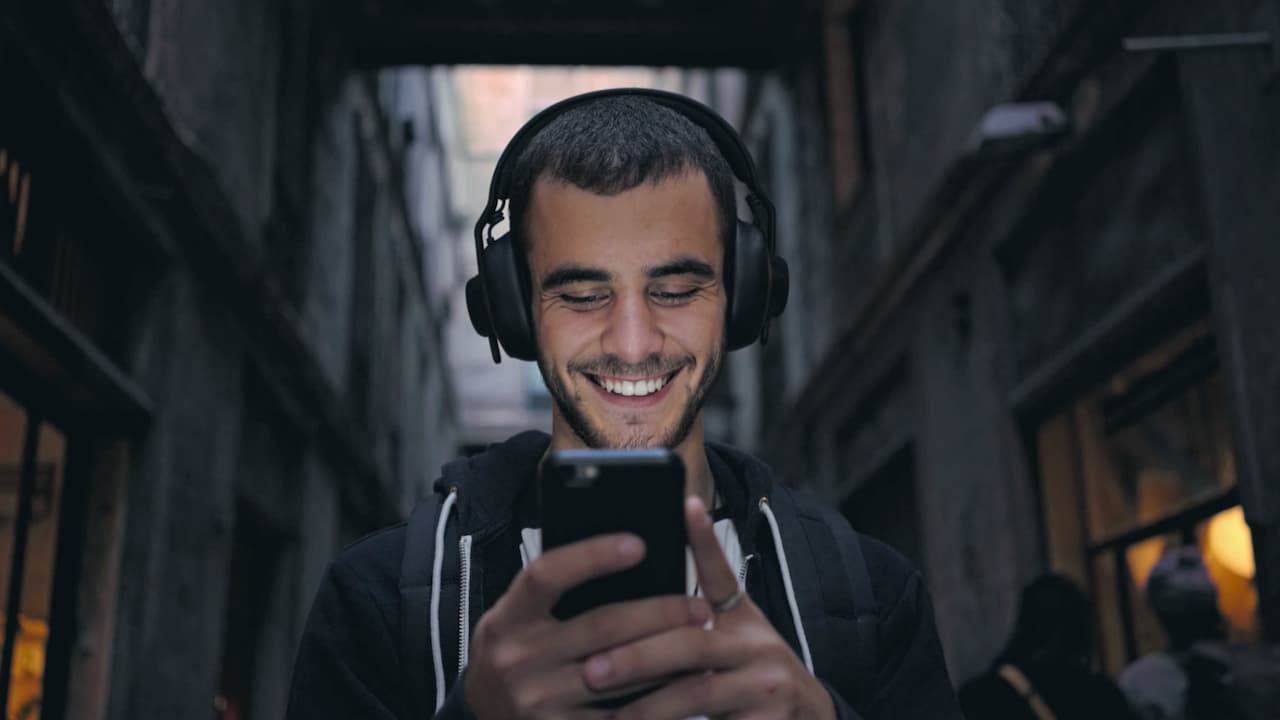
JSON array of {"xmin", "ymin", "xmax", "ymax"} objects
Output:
[
  {"xmin": 0, "ymin": 147, "xmax": 32, "ymax": 261},
  {"xmin": 1035, "ymin": 322, "xmax": 1258, "ymax": 675},
  {"xmin": 0, "ymin": 389, "xmax": 68, "ymax": 720},
  {"xmin": 2, "ymin": 53, "xmax": 145, "ymax": 365}
]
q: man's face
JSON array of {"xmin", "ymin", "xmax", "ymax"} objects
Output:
[{"xmin": 525, "ymin": 170, "xmax": 726, "ymax": 450}]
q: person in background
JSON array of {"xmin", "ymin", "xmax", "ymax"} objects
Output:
[
  {"xmin": 1119, "ymin": 546, "xmax": 1280, "ymax": 720},
  {"xmin": 960, "ymin": 573, "xmax": 1136, "ymax": 720}
]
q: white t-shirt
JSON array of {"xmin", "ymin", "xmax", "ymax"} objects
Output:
[{"xmin": 1119, "ymin": 651, "xmax": 1186, "ymax": 720}]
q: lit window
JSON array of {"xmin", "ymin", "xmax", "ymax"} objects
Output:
[{"xmin": 1034, "ymin": 322, "xmax": 1258, "ymax": 675}]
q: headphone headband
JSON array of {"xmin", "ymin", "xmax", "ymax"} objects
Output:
[{"xmin": 474, "ymin": 88, "xmax": 776, "ymax": 256}]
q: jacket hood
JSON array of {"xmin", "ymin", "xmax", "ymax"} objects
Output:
[{"xmin": 433, "ymin": 430, "xmax": 550, "ymax": 541}]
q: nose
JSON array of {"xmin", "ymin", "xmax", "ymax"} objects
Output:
[{"xmin": 600, "ymin": 290, "xmax": 663, "ymax": 363}]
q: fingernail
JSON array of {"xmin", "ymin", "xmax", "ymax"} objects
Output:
[
  {"xmin": 617, "ymin": 536, "xmax": 643, "ymax": 561},
  {"xmin": 585, "ymin": 655, "xmax": 613, "ymax": 685}
]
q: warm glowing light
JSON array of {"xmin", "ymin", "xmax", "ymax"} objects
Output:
[
  {"xmin": 1206, "ymin": 506, "xmax": 1255, "ymax": 579},
  {"xmin": 1127, "ymin": 536, "xmax": 1167, "ymax": 588},
  {"xmin": 4, "ymin": 615, "xmax": 47, "ymax": 720}
]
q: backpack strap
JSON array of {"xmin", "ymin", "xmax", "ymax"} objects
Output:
[
  {"xmin": 820, "ymin": 504, "xmax": 879, "ymax": 705},
  {"xmin": 767, "ymin": 487, "xmax": 879, "ymax": 711},
  {"xmin": 399, "ymin": 493, "xmax": 444, "ymax": 717},
  {"xmin": 997, "ymin": 664, "xmax": 1058, "ymax": 720}
]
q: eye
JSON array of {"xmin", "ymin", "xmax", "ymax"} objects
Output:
[
  {"xmin": 651, "ymin": 288, "xmax": 699, "ymax": 306},
  {"xmin": 559, "ymin": 292, "xmax": 609, "ymax": 310}
]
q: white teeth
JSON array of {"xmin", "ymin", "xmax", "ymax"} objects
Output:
[{"xmin": 598, "ymin": 375, "xmax": 668, "ymax": 397}]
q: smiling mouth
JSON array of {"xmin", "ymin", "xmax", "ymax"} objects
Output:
[{"xmin": 584, "ymin": 370, "xmax": 681, "ymax": 398}]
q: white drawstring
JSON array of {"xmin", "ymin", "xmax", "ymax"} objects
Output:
[
  {"xmin": 759, "ymin": 498, "xmax": 814, "ymax": 674},
  {"xmin": 430, "ymin": 490, "xmax": 458, "ymax": 712}
]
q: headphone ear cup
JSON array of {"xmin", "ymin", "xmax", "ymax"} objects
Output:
[
  {"xmin": 768, "ymin": 255, "xmax": 789, "ymax": 318},
  {"xmin": 725, "ymin": 220, "xmax": 771, "ymax": 350},
  {"xmin": 478, "ymin": 233, "xmax": 539, "ymax": 361},
  {"xmin": 465, "ymin": 274, "xmax": 493, "ymax": 337}
]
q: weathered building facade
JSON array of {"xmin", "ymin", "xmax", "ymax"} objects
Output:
[
  {"xmin": 0, "ymin": 2, "xmax": 456, "ymax": 718},
  {"xmin": 735, "ymin": 0, "xmax": 1280, "ymax": 684}
]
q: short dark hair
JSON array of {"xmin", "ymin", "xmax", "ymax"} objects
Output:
[
  {"xmin": 1001, "ymin": 573, "xmax": 1093, "ymax": 668},
  {"xmin": 508, "ymin": 95, "xmax": 738, "ymax": 252}
]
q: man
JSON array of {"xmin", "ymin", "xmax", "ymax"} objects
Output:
[
  {"xmin": 1120, "ymin": 547, "xmax": 1226, "ymax": 720},
  {"xmin": 959, "ymin": 573, "xmax": 1135, "ymax": 720},
  {"xmin": 286, "ymin": 91, "xmax": 960, "ymax": 719},
  {"xmin": 1119, "ymin": 547, "xmax": 1280, "ymax": 720}
]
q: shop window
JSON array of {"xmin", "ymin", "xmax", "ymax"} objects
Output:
[
  {"xmin": 1034, "ymin": 321, "xmax": 1258, "ymax": 676},
  {"xmin": 0, "ymin": 390, "xmax": 68, "ymax": 720}
]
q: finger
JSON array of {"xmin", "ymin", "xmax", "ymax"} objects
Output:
[
  {"xmin": 506, "ymin": 661, "xmax": 627, "ymax": 713},
  {"xmin": 614, "ymin": 667, "xmax": 770, "ymax": 720},
  {"xmin": 553, "ymin": 594, "xmax": 712, "ymax": 662},
  {"xmin": 583, "ymin": 625, "xmax": 738, "ymax": 691},
  {"xmin": 685, "ymin": 496, "xmax": 740, "ymax": 607},
  {"xmin": 503, "ymin": 533, "xmax": 645, "ymax": 620}
]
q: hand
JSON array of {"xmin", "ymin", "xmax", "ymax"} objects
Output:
[
  {"xmin": 464, "ymin": 533, "xmax": 713, "ymax": 719},
  {"xmin": 580, "ymin": 497, "xmax": 837, "ymax": 720}
]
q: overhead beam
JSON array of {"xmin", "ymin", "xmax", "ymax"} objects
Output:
[{"xmin": 348, "ymin": 13, "xmax": 816, "ymax": 68}]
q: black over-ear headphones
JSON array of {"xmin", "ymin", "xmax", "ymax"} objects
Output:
[{"xmin": 464, "ymin": 88, "xmax": 789, "ymax": 364}]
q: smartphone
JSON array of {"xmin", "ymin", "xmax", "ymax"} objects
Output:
[{"xmin": 539, "ymin": 448, "xmax": 687, "ymax": 621}]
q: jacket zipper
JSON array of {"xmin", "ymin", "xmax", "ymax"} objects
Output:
[
  {"xmin": 458, "ymin": 533, "xmax": 473, "ymax": 676},
  {"xmin": 738, "ymin": 553, "xmax": 753, "ymax": 586}
]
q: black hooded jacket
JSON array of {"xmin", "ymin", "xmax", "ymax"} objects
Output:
[{"xmin": 286, "ymin": 432, "xmax": 961, "ymax": 719}]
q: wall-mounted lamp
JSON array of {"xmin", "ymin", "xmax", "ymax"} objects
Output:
[{"xmin": 965, "ymin": 101, "xmax": 1071, "ymax": 158}]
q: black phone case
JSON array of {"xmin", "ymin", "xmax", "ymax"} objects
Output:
[{"xmin": 539, "ymin": 449, "xmax": 687, "ymax": 621}]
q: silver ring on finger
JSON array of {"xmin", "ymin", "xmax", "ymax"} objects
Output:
[{"xmin": 711, "ymin": 586, "xmax": 745, "ymax": 614}]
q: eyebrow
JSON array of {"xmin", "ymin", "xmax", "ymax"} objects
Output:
[
  {"xmin": 541, "ymin": 265, "xmax": 612, "ymax": 291},
  {"xmin": 646, "ymin": 257, "xmax": 716, "ymax": 280}
]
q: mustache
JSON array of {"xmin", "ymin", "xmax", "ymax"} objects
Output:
[{"xmin": 567, "ymin": 353, "xmax": 694, "ymax": 378}]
